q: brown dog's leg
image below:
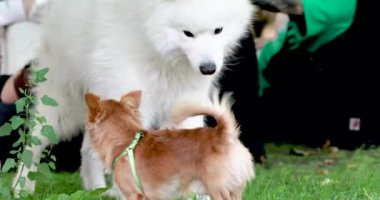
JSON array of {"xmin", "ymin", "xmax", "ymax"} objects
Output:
[
  {"xmin": 127, "ymin": 193, "xmax": 146, "ymax": 200},
  {"xmin": 230, "ymin": 189, "xmax": 244, "ymax": 200},
  {"xmin": 207, "ymin": 186, "xmax": 231, "ymax": 200}
]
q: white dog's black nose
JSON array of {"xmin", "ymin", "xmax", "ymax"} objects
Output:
[{"xmin": 199, "ymin": 62, "xmax": 216, "ymax": 75}]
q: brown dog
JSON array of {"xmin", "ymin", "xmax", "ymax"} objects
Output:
[{"xmin": 85, "ymin": 90, "xmax": 254, "ymax": 200}]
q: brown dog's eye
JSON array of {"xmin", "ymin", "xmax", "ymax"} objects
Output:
[
  {"xmin": 183, "ymin": 30, "xmax": 195, "ymax": 38},
  {"xmin": 214, "ymin": 27, "xmax": 223, "ymax": 35}
]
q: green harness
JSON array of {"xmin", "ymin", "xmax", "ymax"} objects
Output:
[{"xmin": 112, "ymin": 131, "xmax": 145, "ymax": 194}]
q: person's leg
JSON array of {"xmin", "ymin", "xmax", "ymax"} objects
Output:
[
  {"xmin": 0, "ymin": 74, "xmax": 15, "ymax": 124},
  {"xmin": 0, "ymin": 75, "xmax": 11, "ymax": 93},
  {"xmin": 0, "ymin": 67, "xmax": 28, "ymax": 104},
  {"xmin": 0, "ymin": 74, "xmax": 17, "ymax": 166},
  {"xmin": 0, "ymin": 66, "xmax": 29, "ymax": 168},
  {"xmin": 218, "ymin": 33, "xmax": 267, "ymax": 163}
]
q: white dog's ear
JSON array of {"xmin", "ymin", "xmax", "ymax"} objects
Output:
[
  {"xmin": 121, "ymin": 90, "xmax": 142, "ymax": 110},
  {"xmin": 85, "ymin": 93, "xmax": 101, "ymax": 123}
]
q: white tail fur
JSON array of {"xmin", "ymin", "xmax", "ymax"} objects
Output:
[{"xmin": 170, "ymin": 90, "xmax": 239, "ymax": 137}]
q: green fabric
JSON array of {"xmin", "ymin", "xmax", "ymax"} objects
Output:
[
  {"xmin": 112, "ymin": 131, "xmax": 145, "ymax": 195},
  {"xmin": 257, "ymin": 0, "xmax": 357, "ymax": 96}
]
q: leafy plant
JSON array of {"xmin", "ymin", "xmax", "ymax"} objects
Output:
[{"xmin": 0, "ymin": 67, "xmax": 59, "ymax": 198}]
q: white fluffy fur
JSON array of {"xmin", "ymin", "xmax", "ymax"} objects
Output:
[
  {"xmin": 170, "ymin": 90, "xmax": 237, "ymax": 134},
  {"xmin": 13, "ymin": 0, "xmax": 255, "ymax": 195}
]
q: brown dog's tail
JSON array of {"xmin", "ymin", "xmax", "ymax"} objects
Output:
[{"xmin": 170, "ymin": 90, "xmax": 240, "ymax": 138}]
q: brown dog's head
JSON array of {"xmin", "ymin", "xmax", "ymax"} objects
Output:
[
  {"xmin": 85, "ymin": 90, "xmax": 142, "ymax": 124},
  {"xmin": 84, "ymin": 90, "xmax": 143, "ymax": 168}
]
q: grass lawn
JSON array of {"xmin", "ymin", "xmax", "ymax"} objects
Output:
[
  {"xmin": 245, "ymin": 144, "xmax": 380, "ymax": 200},
  {"xmin": 1, "ymin": 143, "xmax": 380, "ymax": 199}
]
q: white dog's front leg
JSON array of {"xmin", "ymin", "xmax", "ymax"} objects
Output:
[
  {"xmin": 176, "ymin": 115, "xmax": 205, "ymax": 129},
  {"xmin": 80, "ymin": 133, "xmax": 106, "ymax": 190}
]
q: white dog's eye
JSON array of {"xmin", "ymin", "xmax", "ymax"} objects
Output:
[
  {"xmin": 214, "ymin": 27, "xmax": 223, "ymax": 35},
  {"xmin": 183, "ymin": 30, "xmax": 195, "ymax": 38}
]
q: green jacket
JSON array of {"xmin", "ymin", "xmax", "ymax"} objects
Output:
[{"xmin": 257, "ymin": 0, "xmax": 357, "ymax": 96}]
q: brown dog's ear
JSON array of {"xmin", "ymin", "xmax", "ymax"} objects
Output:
[
  {"xmin": 85, "ymin": 93, "xmax": 101, "ymax": 123},
  {"xmin": 121, "ymin": 90, "xmax": 142, "ymax": 110}
]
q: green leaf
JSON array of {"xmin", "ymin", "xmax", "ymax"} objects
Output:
[
  {"xmin": 10, "ymin": 149, "xmax": 19, "ymax": 155},
  {"xmin": 28, "ymin": 120, "xmax": 37, "ymax": 130},
  {"xmin": 34, "ymin": 68, "xmax": 49, "ymax": 83},
  {"xmin": 28, "ymin": 96, "xmax": 37, "ymax": 105},
  {"xmin": 10, "ymin": 116, "xmax": 25, "ymax": 130},
  {"xmin": 38, "ymin": 163, "xmax": 51, "ymax": 176},
  {"xmin": 19, "ymin": 177, "xmax": 26, "ymax": 188},
  {"xmin": 31, "ymin": 136, "xmax": 42, "ymax": 146},
  {"xmin": 19, "ymin": 190, "xmax": 29, "ymax": 198},
  {"xmin": 15, "ymin": 98, "xmax": 27, "ymax": 113},
  {"xmin": 27, "ymin": 171, "xmax": 39, "ymax": 181},
  {"xmin": 36, "ymin": 116, "xmax": 47, "ymax": 124},
  {"xmin": 41, "ymin": 125, "xmax": 58, "ymax": 144},
  {"xmin": 1, "ymin": 158, "xmax": 16, "ymax": 172},
  {"xmin": 0, "ymin": 123, "xmax": 13, "ymax": 137},
  {"xmin": 41, "ymin": 95, "xmax": 59, "ymax": 107},
  {"xmin": 13, "ymin": 132, "xmax": 25, "ymax": 147},
  {"xmin": 21, "ymin": 150, "xmax": 33, "ymax": 168},
  {"xmin": 18, "ymin": 88, "xmax": 26, "ymax": 95},
  {"xmin": 18, "ymin": 129, "xmax": 25, "ymax": 135},
  {"xmin": 48, "ymin": 161, "xmax": 56, "ymax": 171},
  {"xmin": 50, "ymin": 155, "xmax": 57, "ymax": 161}
]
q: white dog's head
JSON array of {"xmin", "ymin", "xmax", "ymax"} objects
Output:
[{"xmin": 144, "ymin": 0, "xmax": 254, "ymax": 76}]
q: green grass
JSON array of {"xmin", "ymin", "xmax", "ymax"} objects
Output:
[
  {"xmin": 244, "ymin": 144, "xmax": 380, "ymax": 200},
  {"xmin": 1, "ymin": 144, "xmax": 380, "ymax": 199}
]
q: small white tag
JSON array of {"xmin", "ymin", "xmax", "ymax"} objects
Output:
[{"xmin": 349, "ymin": 118, "xmax": 361, "ymax": 131}]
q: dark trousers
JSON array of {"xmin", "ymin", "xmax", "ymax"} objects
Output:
[{"xmin": 218, "ymin": 33, "xmax": 266, "ymax": 162}]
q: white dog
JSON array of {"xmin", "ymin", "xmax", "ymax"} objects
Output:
[{"xmin": 13, "ymin": 0, "xmax": 255, "ymax": 196}]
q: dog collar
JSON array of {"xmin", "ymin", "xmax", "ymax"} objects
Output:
[{"xmin": 112, "ymin": 131, "xmax": 145, "ymax": 194}]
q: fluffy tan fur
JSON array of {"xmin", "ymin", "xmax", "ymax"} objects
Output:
[{"xmin": 85, "ymin": 90, "xmax": 254, "ymax": 200}]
